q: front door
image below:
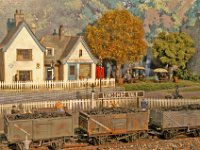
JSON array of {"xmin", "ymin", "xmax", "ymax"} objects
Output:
[
  {"xmin": 46, "ymin": 67, "xmax": 54, "ymax": 80},
  {"xmin": 68, "ymin": 64, "xmax": 77, "ymax": 80}
]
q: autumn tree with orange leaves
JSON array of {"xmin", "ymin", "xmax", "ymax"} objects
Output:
[{"xmin": 85, "ymin": 9, "xmax": 147, "ymax": 80}]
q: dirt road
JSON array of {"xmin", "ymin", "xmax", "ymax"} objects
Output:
[{"xmin": 145, "ymin": 86, "xmax": 200, "ymax": 99}]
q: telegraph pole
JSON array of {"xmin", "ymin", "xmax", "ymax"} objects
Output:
[{"xmin": 99, "ymin": 56, "xmax": 102, "ymax": 92}]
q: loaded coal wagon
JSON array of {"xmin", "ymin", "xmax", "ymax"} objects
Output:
[
  {"xmin": 4, "ymin": 111, "xmax": 74, "ymax": 149},
  {"xmin": 149, "ymin": 104, "xmax": 200, "ymax": 139},
  {"xmin": 79, "ymin": 107, "xmax": 149, "ymax": 145}
]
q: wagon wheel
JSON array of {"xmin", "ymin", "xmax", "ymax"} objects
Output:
[
  {"xmin": 57, "ymin": 141, "xmax": 64, "ymax": 149},
  {"xmin": 51, "ymin": 140, "xmax": 64, "ymax": 150},
  {"xmin": 193, "ymin": 130, "xmax": 199, "ymax": 137},
  {"xmin": 139, "ymin": 131, "xmax": 148, "ymax": 139},
  {"xmin": 198, "ymin": 129, "xmax": 200, "ymax": 136},
  {"xmin": 87, "ymin": 137, "xmax": 96, "ymax": 145},
  {"xmin": 163, "ymin": 131, "xmax": 173, "ymax": 139},
  {"xmin": 128, "ymin": 134, "xmax": 138, "ymax": 142},
  {"xmin": 128, "ymin": 135, "xmax": 134, "ymax": 142},
  {"xmin": 51, "ymin": 142, "xmax": 57, "ymax": 150},
  {"xmin": 99, "ymin": 136, "xmax": 107, "ymax": 144},
  {"xmin": 90, "ymin": 137, "xmax": 99, "ymax": 145}
]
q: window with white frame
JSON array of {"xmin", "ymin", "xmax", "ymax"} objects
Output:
[{"xmin": 46, "ymin": 47, "xmax": 54, "ymax": 56}]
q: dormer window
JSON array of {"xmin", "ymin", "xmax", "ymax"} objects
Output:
[
  {"xmin": 79, "ymin": 49, "xmax": 82, "ymax": 57},
  {"xmin": 46, "ymin": 47, "xmax": 54, "ymax": 56}
]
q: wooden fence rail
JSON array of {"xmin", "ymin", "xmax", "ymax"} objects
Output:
[{"xmin": 0, "ymin": 78, "xmax": 115, "ymax": 91}]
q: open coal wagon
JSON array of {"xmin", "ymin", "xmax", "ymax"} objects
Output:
[
  {"xmin": 4, "ymin": 111, "xmax": 74, "ymax": 149},
  {"xmin": 149, "ymin": 105, "xmax": 200, "ymax": 139},
  {"xmin": 79, "ymin": 107, "xmax": 149, "ymax": 145}
]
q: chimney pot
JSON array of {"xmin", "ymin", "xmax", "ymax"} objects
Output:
[{"xmin": 14, "ymin": 9, "xmax": 24, "ymax": 26}]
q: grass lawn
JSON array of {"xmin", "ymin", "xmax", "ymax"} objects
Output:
[{"xmin": 122, "ymin": 79, "xmax": 200, "ymax": 92}]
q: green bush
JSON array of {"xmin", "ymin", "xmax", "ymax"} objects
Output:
[
  {"xmin": 176, "ymin": 69, "xmax": 200, "ymax": 81},
  {"xmin": 188, "ymin": 74, "xmax": 200, "ymax": 81},
  {"xmin": 177, "ymin": 70, "xmax": 189, "ymax": 80}
]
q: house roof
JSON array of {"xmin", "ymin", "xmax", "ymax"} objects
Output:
[
  {"xmin": 40, "ymin": 35, "xmax": 98, "ymax": 65},
  {"xmin": 0, "ymin": 21, "xmax": 45, "ymax": 52}
]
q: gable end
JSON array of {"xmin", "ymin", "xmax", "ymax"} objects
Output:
[{"xmin": 1, "ymin": 22, "xmax": 45, "ymax": 52}]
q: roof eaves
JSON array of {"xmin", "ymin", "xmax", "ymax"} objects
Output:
[
  {"xmin": 62, "ymin": 37, "xmax": 79, "ymax": 61},
  {"xmin": 1, "ymin": 21, "xmax": 45, "ymax": 52},
  {"xmin": 80, "ymin": 37, "xmax": 98, "ymax": 63},
  {"xmin": 62, "ymin": 36, "xmax": 98, "ymax": 64},
  {"xmin": 23, "ymin": 22, "xmax": 46, "ymax": 52}
]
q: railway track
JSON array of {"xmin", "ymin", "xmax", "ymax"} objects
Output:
[
  {"xmin": 0, "ymin": 87, "xmax": 124, "ymax": 104},
  {"xmin": 63, "ymin": 136, "xmax": 200, "ymax": 150},
  {"xmin": 0, "ymin": 131, "xmax": 199, "ymax": 150}
]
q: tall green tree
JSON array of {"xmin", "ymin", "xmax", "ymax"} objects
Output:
[
  {"xmin": 85, "ymin": 9, "xmax": 147, "ymax": 79},
  {"xmin": 152, "ymin": 32, "xmax": 195, "ymax": 69}
]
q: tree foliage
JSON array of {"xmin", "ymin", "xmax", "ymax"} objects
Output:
[
  {"xmin": 85, "ymin": 9, "xmax": 147, "ymax": 65},
  {"xmin": 152, "ymin": 32, "xmax": 195, "ymax": 69}
]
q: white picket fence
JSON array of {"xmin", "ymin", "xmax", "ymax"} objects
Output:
[
  {"xmin": 0, "ymin": 78, "xmax": 115, "ymax": 91},
  {"xmin": 1, "ymin": 97, "xmax": 200, "ymax": 115},
  {"xmin": 139, "ymin": 98, "xmax": 200, "ymax": 108},
  {"xmin": 0, "ymin": 98, "xmax": 138, "ymax": 115}
]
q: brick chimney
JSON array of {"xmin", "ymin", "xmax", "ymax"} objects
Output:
[
  {"xmin": 59, "ymin": 25, "xmax": 64, "ymax": 40},
  {"xmin": 14, "ymin": 9, "xmax": 24, "ymax": 26}
]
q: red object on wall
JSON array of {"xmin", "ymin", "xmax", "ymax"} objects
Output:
[{"xmin": 96, "ymin": 66, "xmax": 104, "ymax": 79}]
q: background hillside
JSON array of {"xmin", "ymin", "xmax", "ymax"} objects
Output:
[
  {"xmin": 0, "ymin": 0, "xmax": 200, "ymax": 75},
  {"xmin": 0, "ymin": 0, "xmax": 199, "ymax": 42}
]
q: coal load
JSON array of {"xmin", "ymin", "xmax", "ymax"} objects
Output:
[
  {"xmin": 161, "ymin": 104, "xmax": 200, "ymax": 111},
  {"xmin": 86, "ymin": 107, "xmax": 144, "ymax": 115},
  {"xmin": 7, "ymin": 111, "xmax": 70, "ymax": 121}
]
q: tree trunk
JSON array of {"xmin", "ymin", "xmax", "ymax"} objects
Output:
[{"xmin": 115, "ymin": 64, "xmax": 123, "ymax": 83}]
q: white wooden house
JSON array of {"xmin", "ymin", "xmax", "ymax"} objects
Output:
[
  {"xmin": 40, "ymin": 26, "xmax": 98, "ymax": 81},
  {"xmin": 0, "ymin": 10, "xmax": 45, "ymax": 82},
  {"xmin": 0, "ymin": 10, "xmax": 98, "ymax": 83}
]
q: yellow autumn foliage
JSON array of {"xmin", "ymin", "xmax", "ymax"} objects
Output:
[{"xmin": 85, "ymin": 9, "xmax": 147, "ymax": 65}]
